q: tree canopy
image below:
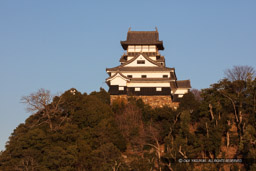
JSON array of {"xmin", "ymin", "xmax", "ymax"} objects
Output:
[{"xmin": 0, "ymin": 66, "xmax": 256, "ymax": 171}]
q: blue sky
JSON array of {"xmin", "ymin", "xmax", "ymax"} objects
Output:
[{"xmin": 0, "ymin": 1, "xmax": 255, "ymax": 151}]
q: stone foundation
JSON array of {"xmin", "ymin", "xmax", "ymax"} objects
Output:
[
  {"xmin": 110, "ymin": 95, "xmax": 179, "ymax": 108},
  {"xmin": 110, "ymin": 95, "xmax": 128, "ymax": 104}
]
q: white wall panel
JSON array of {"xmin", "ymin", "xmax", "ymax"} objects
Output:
[
  {"xmin": 175, "ymin": 89, "xmax": 188, "ymax": 94},
  {"xmin": 127, "ymin": 82, "xmax": 170, "ymax": 87},
  {"xmin": 122, "ymin": 72, "xmax": 170, "ymax": 78},
  {"xmin": 110, "ymin": 76, "xmax": 127, "ymax": 86}
]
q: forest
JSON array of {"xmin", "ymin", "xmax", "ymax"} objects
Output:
[{"xmin": 0, "ymin": 66, "xmax": 255, "ymax": 171}]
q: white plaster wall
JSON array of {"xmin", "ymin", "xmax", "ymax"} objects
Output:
[
  {"xmin": 149, "ymin": 45, "xmax": 156, "ymax": 52},
  {"xmin": 135, "ymin": 45, "xmax": 141, "ymax": 52},
  {"xmin": 127, "ymin": 82, "xmax": 170, "ymax": 87},
  {"xmin": 127, "ymin": 45, "xmax": 156, "ymax": 52},
  {"xmin": 110, "ymin": 76, "xmax": 127, "ymax": 86},
  {"xmin": 127, "ymin": 56, "xmax": 134, "ymax": 60},
  {"xmin": 174, "ymin": 89, "xmax": 188, "ymax": 94},
  {"xmin": 128, "ymin": 46, "xmax": 135, "ymax": 52},
  {"xmin": 122, "ymin": 72, "xmax": 170, "ymax": 78},
  {"xmin": 142, "ymin": 45, "xmax": 149, "ymax": 52},
  {"xmin": 149, "ymin": 57, "xmax": 156, "ymax": 60}
]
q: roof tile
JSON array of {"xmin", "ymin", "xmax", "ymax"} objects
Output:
[{"xmin": 121, "ymin": 31, "xmax": 164, "ymax": 50}]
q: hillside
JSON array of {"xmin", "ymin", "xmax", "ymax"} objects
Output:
[{"xmin": 0, "ymin": 71, "xmax": 256, "ymax": 170}]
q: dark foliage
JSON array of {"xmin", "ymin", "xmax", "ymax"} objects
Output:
[{"xmin": 1, "ymin": 67, "xmax": 256, "ymax": 170}]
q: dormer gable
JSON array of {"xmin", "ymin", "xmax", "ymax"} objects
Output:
[
  {"xmin": 123, "ymin": 54, "xmax": 159, "ymax": 67},
  {"xmin": 106, "ymin": 72, "xmax": 130, "ymax": 86}
]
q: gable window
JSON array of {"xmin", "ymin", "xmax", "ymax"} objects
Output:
[
  {"xmin": 127, "ymin": 75, "xmax": 133, "ymax": 78},
  {"xmin": 135, "ymin": 87, "xmax": 140, "ymax": 91},
  {"xmin": 137, "ymin": 60, "xmax": 145, "ymax": 64},
  {"xmin": 156, "ymin": 87, "xmax": 162, "ymax": 91},
  {"xmin": 163, "ymin": 75, "xmax": 168, "ymax": 78},
  {"xmin": 141, "ymin": 75, "xmax": 147, "ymax": 78},
  {"xmin": 119, "ymin": 86, "xmax": 124, "ymax": 91}
]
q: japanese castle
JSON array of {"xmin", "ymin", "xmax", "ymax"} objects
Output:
[{"xmin": 106, "ymin": 29, "xmax": 191, "ymax": 108}]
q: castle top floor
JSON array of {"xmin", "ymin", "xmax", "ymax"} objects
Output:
[{"xmin": 120, "ymin": 30, "xmax": 164, "ymax": 51}]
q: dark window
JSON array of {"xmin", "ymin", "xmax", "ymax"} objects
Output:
[
  {"xmin": 127, "ymin": 75, "xmax": 132, "ymax": 78},
  {"xmin": 163, "ymin": 75, "xmax": 168, "ymax": 78},
  {"xmin": 141, "ymin": 75, "xmax": 147, "ymax": 78},
  {"xmin": 137, "ymin": 60, "xmax": 145, "ymax": 64}
]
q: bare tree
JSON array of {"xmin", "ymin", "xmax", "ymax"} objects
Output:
[
  {"xmin": 190, "ymin": 89, "xmax": 202, "ymax": 101},
  {"xmin": 21, "ymin": 88, "xmax": 63, "ymax": 131},
  {"xmin": 21, "ymin": 89, "xmax": 51, "ymax": 113},
  {"xmin": 146, "ymin": 123, "xmax": 163, "ymax": 171},
  {"xmin": 221, "ymin": 66, "xmax": 255, "ymax": 144},
  {"xmin": 164, "ymin": 112, "xmax": 182, "ymax": 171},
  {"xmin": 17, "ymin": 156, "xmax": 38, "ymax": 171},
  {"xmin": 115, "ymin": 104, "xmax": 145, "ymax": 151},
  {"xmin": 224, "ymin": 65, "xmax": 255, "ymax": 81}
]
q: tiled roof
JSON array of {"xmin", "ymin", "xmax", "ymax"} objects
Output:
[
  {"xmin": 109, "ymin": 53, "xmax": 160, "ymax": 68},
  {"xmin": 170, "ymin": 82, "xmax": 177, "ymax": 89},
  {"xmin": 157, "ymin": 56, "xmax": 165, "ymax": 62},
  {"xmin": 170, "ymin": 72, "xmax": 177, "ymax": 80},
  {"xmin": 107, "ymin": 53, "xmax": 173, "ymax": 72},
  {"xmin": 121, "ymin": 31, "xmax": 164, "ymax": 50},
  {"xmin": 119, "ymin": 54, "xmax": 127, "ymax": 62},
  {"xmin": 120, "ymin": 53, "xmax": 165, "ymax": 63},
  {"xmin": 177, "ymin": 80, "xmax": 191, "ymax": 88},
  {"xmin": 106, "ymin": 66, "xmax": 174, "ymax": 72}
]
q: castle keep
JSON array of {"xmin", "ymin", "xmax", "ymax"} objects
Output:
[{"xmin": 106, "ymin": 29, "xmax": 191, "ymax": 108}]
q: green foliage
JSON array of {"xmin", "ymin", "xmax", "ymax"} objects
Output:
[
  {"xmin": 1, "ymin": 71, "xmax": 256, "ymax": 170},
  {"xmin": 0, "ymin": 89, "xmax": 125, "ymax": 170},
  {"xmin": 90, "ymin": 87, "xmax": 110, "ymax": 105}
]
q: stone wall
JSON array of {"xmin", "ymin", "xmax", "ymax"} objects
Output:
[
  {"xmin": 110, "ymin": 95, "xmax": 128, "ymax": 104},
  {"xmin": 110, "ymin": 95, "xmax": 179, "ymax": 108}
]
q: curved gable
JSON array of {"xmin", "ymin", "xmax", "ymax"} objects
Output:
[
  {"xmin": 106, "ymin": 72, "xmax": 129, "ymax": 86},
  {"xmin": 124, "ymin": 54, "xmax": 159, "ymax": 67}
]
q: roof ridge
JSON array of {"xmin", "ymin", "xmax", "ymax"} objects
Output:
[
  {"xmin": 106, "ymin": 66, "xmax": 175, "ymax": 72},
  {"xmin": 128, "ymin": 31, "xmax": 158, "ymax": 33},
  {"xmin": 121, "ymin": 30, "xmax": 164, "ymax": 50}
]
